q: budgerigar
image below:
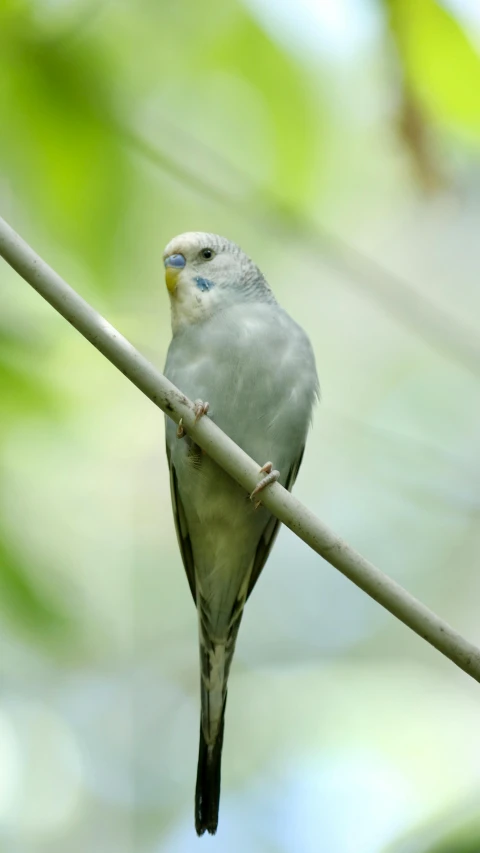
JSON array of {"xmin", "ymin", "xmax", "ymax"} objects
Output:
[{"xmin": 163, "ymin": 232, "xmax": 319, "ymax": 835}]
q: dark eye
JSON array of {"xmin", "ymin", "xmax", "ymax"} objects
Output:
[{"xmin": 201, "ymin": 248, "xmax": 214, "ymax": 260}]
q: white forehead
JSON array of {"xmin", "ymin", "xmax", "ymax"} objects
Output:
[{"xmin": 163, "ymin": 231, "xmax": 238, "ymax": 260}]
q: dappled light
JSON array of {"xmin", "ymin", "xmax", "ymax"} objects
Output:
[{"xmin": 1, "ymin": 0, "xmax": 480, "ymax": 850}]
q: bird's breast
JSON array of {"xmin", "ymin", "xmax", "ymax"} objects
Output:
[{"xmin": 165, "ymin": 303, "xmax": 316, "ymax": 472}]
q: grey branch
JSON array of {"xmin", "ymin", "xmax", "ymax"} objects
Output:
[{"xmin": 1, "ymin": 214, "xmax": 479, "ymax": 683}]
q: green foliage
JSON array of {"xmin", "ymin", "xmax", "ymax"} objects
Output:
[
  {"xmin": 1, "ymin": 0, "xmax": 480, "ymax": 845},
  {"xmin": 0, "ymin": 532, "xmax": 75, "ymax": 641},
  {"xmin": 0, "ymin": 0, "xmax": 479, "ymax": 732},
  {"xmin": 204, "ymin": 12, "xmax": 319, "ymax": 207},
  {"xmin": 0, "ymin": 2, "xmax": 130, "ymax": 279},
  {"xmin": 385, "ymin": 0, "xmax": 480, "ymax": 138},
  {"xmin": 0, "ymin": 328, "xmax": 58, "ymax": 427},
  {"xmin": 388, "ymin": 813, "xmax": 480, "ymax": 853}
]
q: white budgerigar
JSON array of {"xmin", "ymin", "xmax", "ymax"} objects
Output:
[{"xmin": 163, "ymin": 232, "xmax": 319, "ymax": 835}]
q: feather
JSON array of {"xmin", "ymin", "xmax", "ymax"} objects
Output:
[
  {"xmin": 166, "ymin": 441, "xmax": 196, "ymax": 601},
  {"xmin": 162, "ymin": 232, "xmax": 319, "ymax": 834},
  {"xmin": 247, "ymin": 446, "xmax": 305, "ymax": 598}
]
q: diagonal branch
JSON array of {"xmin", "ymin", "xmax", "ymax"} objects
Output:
[{"xmin": 1, "ymin": 214, "xmax": 479, "ymax": 683}]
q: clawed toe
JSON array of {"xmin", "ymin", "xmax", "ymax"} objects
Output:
[
  {"xmin": 250, "ymin": 462, "xmax": 280, "ymax": 508},
  {"xmin": 259, "ymin": 461, "xmax": 273, "ymax": 475},
  {"xmin": 194, "ymin": 399, "xmax": 210, "ymax": 423},
  {"xmin": 176, "ymin": 400, "xmax": 209, "ymax": 440}
]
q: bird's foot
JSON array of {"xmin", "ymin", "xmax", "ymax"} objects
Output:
[
  {"xmin": 176, "ymin": 400, "xmax": 209, "ymax": 440},
  {"xmin": 194, "ymin": 399, "xmax": 210, "ymax": 423},
  {"xmin": 250, "ymin": 461, "xmax": 280, "ymax": 509}
]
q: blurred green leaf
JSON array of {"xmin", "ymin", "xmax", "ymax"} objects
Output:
[
  {"xmin": 0, "ymin": 2, "xmax": 131, "ymax": 280},
  {"xmin": 0, "ymin": 356, "xmax": 57, "ymax": 418},
  {"xmin": 385, "ymin": 0, "xmax": 480, "ymax": 138},
  {"xmin": 0, "ymin": 532, "xmax": 75, "ymax": 640},
  {"xmin": 102, "ymin": 0, "xmax": 321, "ymax": 209},
  {"xmin": 0, "ymin": 329, "xmax": 59, "ymax": 426},
  {"xmin": 388, "ymin": 812, "xmax": 480, "ymax": 853},
  {"xmin": 204, "ymin": 11, "xmax": 320, "ymax": 208}
]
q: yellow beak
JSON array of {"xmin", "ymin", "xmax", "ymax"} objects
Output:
[{"xmin": 165, "ymin": 266, "xmax": 180, "ymax": 294}]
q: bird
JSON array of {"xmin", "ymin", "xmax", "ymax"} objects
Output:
[{"xmin": 163, "ymin": 232, "xmax": 319, "ymax": 835}]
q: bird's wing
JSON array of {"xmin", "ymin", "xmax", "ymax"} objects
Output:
[
  {"xmin": 166, "ymin": 442, "xmax": 196, "ymax": 602},
  {"xmin": 246, "ymin": 445, "xmax": 305, "ymax": 600}
]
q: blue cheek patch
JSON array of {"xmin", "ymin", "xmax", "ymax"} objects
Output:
[{"xmin": 195, "ymin": 276, "xmax": 215, "ymax": 293}]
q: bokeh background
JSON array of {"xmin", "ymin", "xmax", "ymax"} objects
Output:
[{"xmin": 1, "ymin": 0, "xmax": 480, "ymax": 850}]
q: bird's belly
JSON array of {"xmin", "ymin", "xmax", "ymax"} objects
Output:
[
  {"xmin": 175, "ymin": 454, "xmax": 266, "ymax": 623},
  {"xmin": 164, "ymin": 305, "xmax": 316, "ymax": 621},
  {"xmin": 169, "ymin": 359, "xmax": 305, "ymax": 480}
]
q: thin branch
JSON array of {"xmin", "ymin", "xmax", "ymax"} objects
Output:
[{"xmin": 1, "ymin": 214, "xmax": 479, "ymax": 684}]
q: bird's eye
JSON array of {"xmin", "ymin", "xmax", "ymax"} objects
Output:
[{"xmin": 201, "ymin": 248, "xmax": 214, "ymax": 260}]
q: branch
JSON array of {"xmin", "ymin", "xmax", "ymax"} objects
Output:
[{"xmin": 1, "ymin": 214, "xmax": 479, "ymax": 683}]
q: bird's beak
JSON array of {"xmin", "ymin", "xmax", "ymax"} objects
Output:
[{"xmin": 164, "ymin": 253, "xmax": 186, "ymax": 294}]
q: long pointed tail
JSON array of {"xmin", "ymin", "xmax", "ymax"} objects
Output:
[
  {"xmin": 195, "ymin": 695, "xmax": 226, "ymax": 835},
  {"xmin": 194, "ymin": 588, "xmax": 246, "ymax": 835}
]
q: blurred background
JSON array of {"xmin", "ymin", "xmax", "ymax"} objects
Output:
[{"xmin": 1, "ymin": 0, "xmax": 480, "ymax": 850}]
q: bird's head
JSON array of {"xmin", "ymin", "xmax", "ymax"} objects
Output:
[{"xmin": 163, "ymin": 232, "xmax": 273, "ymax": 332}]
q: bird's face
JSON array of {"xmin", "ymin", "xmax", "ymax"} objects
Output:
[{"xmin": 163, "ymin": 232, "xmax": 267, "ymax": 332}]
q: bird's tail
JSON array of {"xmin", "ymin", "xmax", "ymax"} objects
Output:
[
  {"xmin": 195, "ymin": 597, "xmax": 244, "ymax": 835},
  {"xmin": 195, "ymin": 693, "xmax": 226, "ymax": 835}
]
